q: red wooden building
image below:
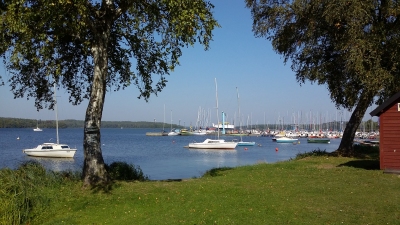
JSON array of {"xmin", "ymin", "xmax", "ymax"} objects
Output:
[{"xmin": 370, "ymin": 92, "xmax": 400, "ymax": 172}]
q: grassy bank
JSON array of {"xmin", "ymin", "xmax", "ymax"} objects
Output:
[{"xmin": 2, "ymin": 147, "xmax": 399, "ymax": 224}]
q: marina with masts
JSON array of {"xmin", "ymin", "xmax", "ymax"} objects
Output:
[{"xmin": 146, "ymin": 109, "xmax": 379, "ymax": 141}]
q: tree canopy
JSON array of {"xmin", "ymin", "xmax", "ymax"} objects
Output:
[
  {"xmin": 1, "ymin": 0, "xmax": 219, "ymax": 186},
  {"xmin": 2, "ymin": 0, "xmax": 218, "ymax": 107},
  {"xmin": 246, "ymin": 0, "xmax": 400, "ymax": 155}
]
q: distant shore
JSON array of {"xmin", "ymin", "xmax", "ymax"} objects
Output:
[{"xmin": 0, "ymin": 117, "xmax": 181, "ymax": 129}]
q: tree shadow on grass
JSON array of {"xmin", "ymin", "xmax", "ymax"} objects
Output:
[
  {"xmin": 337, "ymin": 159, "xmax": 380, "ymax": 170},
  {"xmin": 202, "ymin": 167, "xmax": 234, "ymax": 177},
  {"xmin": 155, "ymin": 179, "xmax": 183, "ymax": 182}
]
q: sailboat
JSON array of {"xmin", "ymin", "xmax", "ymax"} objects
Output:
[
  {"xmin": 188, "ymin": 78, "xmax": 237, "ymax": 149},
  {"xmin": 189, "ymin": 107, "xmax": 207, "ymax": 135},
  {"xmin": 168, "ymin": 110, "xmax": 179, "ymax": 136},
  {"xmin": 33, "ymin": 120, "xmax": 43, "ymax": 131},
  {"xmin": 23, "ymin": 84, "xmax": 77, "ymax": 158},
  {"xmin": 234, "ymin": 87, "xmax": 255, "ymax": 146},
  {"xmin": 161, "ymin": 104, "xmax": 168, "ymax": 136}
]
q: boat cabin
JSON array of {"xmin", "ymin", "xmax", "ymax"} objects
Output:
[{"xmin": 370, "ymin": 91, "xmax": 400, "ymax": 173}]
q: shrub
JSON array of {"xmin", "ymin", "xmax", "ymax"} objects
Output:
[
  {"xmin": 0, "ymin": 161, "xmax": 81, "ymax": 225},
  {"xmin": 293, "ymin": 149, "xmax": 330, "ymax": 160},
  {"xmin": 106, "ymin": 161, "xmax": 149, "ymax": 181}
]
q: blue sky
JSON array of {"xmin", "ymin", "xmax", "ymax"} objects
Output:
[{"xmin": 0, "ymin": 1, "xmax": 377, "ymax": 127}]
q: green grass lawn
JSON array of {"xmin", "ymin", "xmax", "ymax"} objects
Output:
[{"xmin": 2, "ymin": 148, "xmax": 400, "ymax": 224}]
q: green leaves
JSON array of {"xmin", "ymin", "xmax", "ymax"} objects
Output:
[
  {"xmin": 247, "ymin": 0, "xmax": 400, "ymax": 108},
  {"xmin": 1, "ymin": 0, "xmax": 219, "ymax": 106}
]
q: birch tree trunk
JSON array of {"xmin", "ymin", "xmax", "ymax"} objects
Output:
[{"xmin": 82, "ymin": 23, "xmax": 111, "ymax": 187}]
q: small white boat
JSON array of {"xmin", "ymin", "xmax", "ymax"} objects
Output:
[
  {"xmin": 276, "ymin": 137, "xmax": 299, "ymax": 143},
  {"xmin": 33, "ymin": 120, "xmax": 43, "ymax": 131},
  {"xmin": 188, "ymin": 139, "xmax": 238, "ymax": 149},
  {"xmin": 168, "ymin": 130, "xmax": 179, "ymax": 136},
  {"xmin": 33, "ymin": 127, "xmax": 43, "ymax": 132},
  {"xmin": 190, "ymin": 129, "xmax": 207, "ymax": 135},
  {"xmin": 23, "ymin": 143, "xmax": 76, "ymax": 158}
]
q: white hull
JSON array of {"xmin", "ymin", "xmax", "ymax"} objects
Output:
[
  {"xmin": 190, "ymin": 130, "xmax": 207, "ymax": 135},
  {"xmin": 188, "ymin": 139, "xmax": 237, "ymax": 149},
  {"xmin": 33, "ymin": 127, "xmax": 43, "ymax": 131},
  {"xmin": 168, "ymin": 132, "xmax": 179, "ymax": 136},
  {"xmin": 212, "ymin": 123, "xmax": 235, "ymax": 129},
  {"xmin": 23, "ymin": 143, "xmax": 76, "ymax": 158},
  {"xmin": 276, "ymin": 137, "xmax": 298, "ymax": 143}
]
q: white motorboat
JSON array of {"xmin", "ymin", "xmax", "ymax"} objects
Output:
[
  {"xmin": 23, "ymin": 84, "xmax": 77, "ymax": 158},
  {"xmin": 276, "ymin": 137, "xmax": 299, "ymax": 143},
  {"xmin": 23, "ymin": 143, "xmax": 76, "ymax": 158},
  {"xmin": 188, "ymin": 138, "xmax": 237, "ymax": 149}
]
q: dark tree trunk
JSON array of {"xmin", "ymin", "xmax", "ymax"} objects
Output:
[
  {"xmin": 82, "ymin": 26, "xmax": 111, "ymax": 187},
  {"xmin": 336, "ymin": 90, "xmax": 375, "ymax": 156}
]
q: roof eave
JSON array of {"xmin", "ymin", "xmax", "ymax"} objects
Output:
[{"xmin": 370, "ymin": 91, "xmax": 400, "ymax": 117}]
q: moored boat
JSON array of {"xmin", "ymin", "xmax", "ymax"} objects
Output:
[
  {"xmin": 187, "ymin": 78, "xmax": 237, "ymax": 150},
  {"xmin": 23, "ymin": 84, "xmax": 77, "ymax": 158},
  {"xmin": 234, "ymin": 87, "xmax": 255, "ymax": 146},
  {"xmin": 232, "ymin": 139, "xmax": 256, "ymax": 146},
  {"xmin": 307, "ymin": 138, "xmax": 330, "ymax": 143},
  {"xmin": 23, "ymin": 143, "xmax": 77, "ymax": 158},
  {"xmin": 276, "ymin": 137, "xmax": 299, "ymax": 143},
  {"xmin": 33, "ymin": 120, "xmax": 43, "ymax": 131},
  {"xmin": 168, "ymin": 128, "xmax": 180, "ymax": 136},
  {"xmin": 190, "ymin": 129, "xmax": 207, "ymax": 135},
  {"xmin": 188, "ymin": 139, "xmax": 238, "ymax": 149}
]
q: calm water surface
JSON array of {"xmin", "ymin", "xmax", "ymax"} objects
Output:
[{"xmin": 0, "ymin": 128, "xmax": 341, "ymax": 180}]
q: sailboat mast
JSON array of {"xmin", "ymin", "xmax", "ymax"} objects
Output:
[
  {"xmin": 163, "ymin": 104, "xmax": 165, "ymax": 131},
  {"xmin": 236, "ymin": 87, "xmax": 242, "ymax": 141},
  {"xmin": 215, "ymin": 78, "xmax": 220, "ymax": 139},
  {"xmin": 54, "ymin": 84, "xmax": 59, "ymax": 144}
]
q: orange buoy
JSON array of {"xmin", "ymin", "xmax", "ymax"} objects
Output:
[
  {"xmin": 275, "ymin": 147, "xmax": 278, "ymax": 151},
  {"xmin": 244, "ymin": 147, "xmax": 248, "ymax": 151}
]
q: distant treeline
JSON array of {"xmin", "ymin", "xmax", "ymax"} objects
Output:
[
  {"xmin": 0, "ymin": 117, "xmax": 378, "ymax": 132},
  {"xmin": 0, "ymin": 117, "xmax": 181, "ymax": 129}
]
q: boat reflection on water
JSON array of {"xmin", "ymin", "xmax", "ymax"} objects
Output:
[
  {"xmin": 26, "ymin": 157, "xmax": 79, "ymax": 172},
  {"xmin": 186, "ymin": 148, "xmax": 238, "ymax": 169},
  {"xmin": 187, "ymin": 148, "xmax": 237, "ymax": 154}
]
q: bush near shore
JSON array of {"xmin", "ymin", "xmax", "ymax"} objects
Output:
[{"xmin": 1, "ymin": 145, "xmax": 399, "ymax": 225}]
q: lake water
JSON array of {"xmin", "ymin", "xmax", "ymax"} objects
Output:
[{"xmin": 0, "ymin": 128, "xmax": 341, "ymax": 180}]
